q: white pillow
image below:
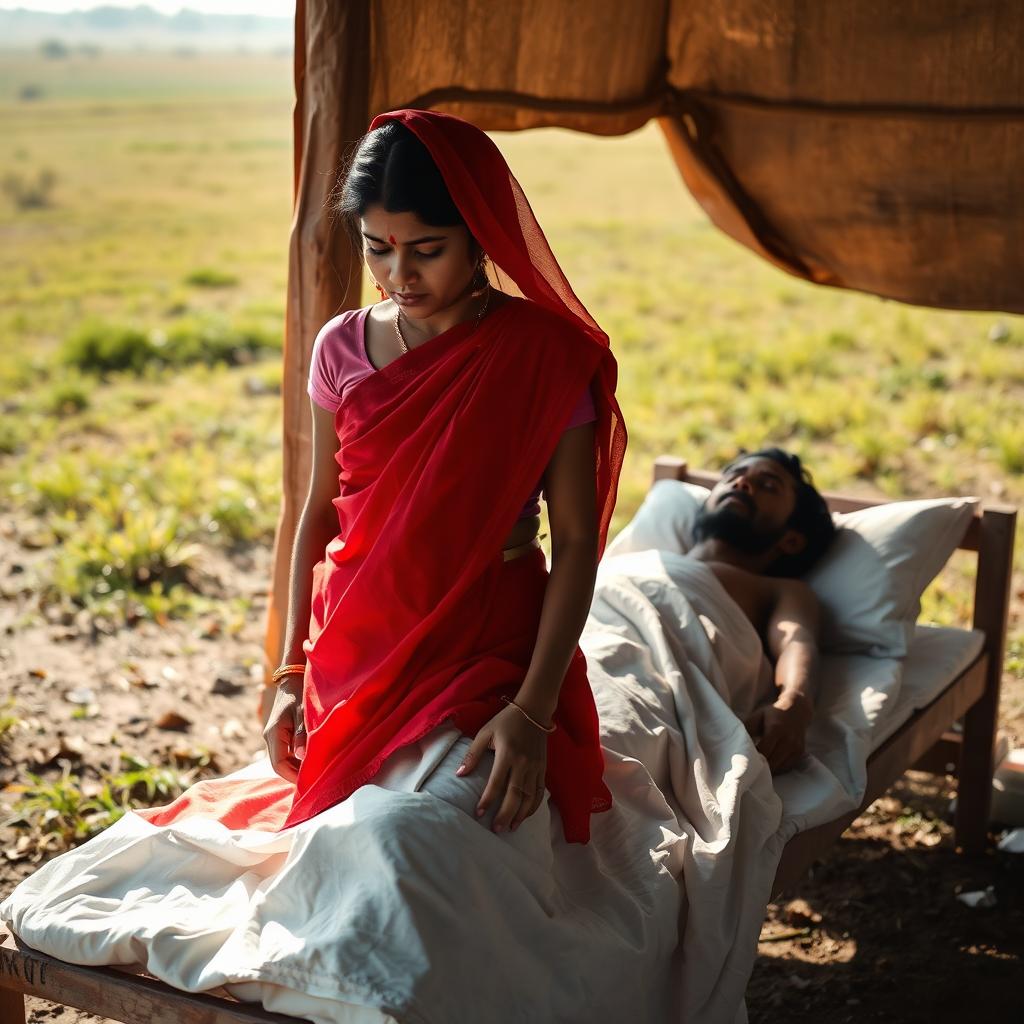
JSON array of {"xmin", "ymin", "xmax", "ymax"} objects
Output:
[
  {"xmin": 806, "ymin": 497, "xmax": 977, "ymax": 658},
  {"xmin": 604, "ymin": 479, "xmax": 977, "ymax": 658},
  {"xmin": 604, "ymin": 479, "xmax": 706, "ymax": 557}
]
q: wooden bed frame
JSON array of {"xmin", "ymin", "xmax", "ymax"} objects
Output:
[{"xmin": 1, "ymin": 454, "xmax": 1017, "ymax": 1023}]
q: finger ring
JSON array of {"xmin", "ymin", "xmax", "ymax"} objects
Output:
[{"xmin": 511, "ymin": 785, "xmax": 532, "ymax": 797}]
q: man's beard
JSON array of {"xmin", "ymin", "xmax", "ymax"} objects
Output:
[{"xmin": 693, "ymin": 501, "xmax": 786, "ymax": 555}]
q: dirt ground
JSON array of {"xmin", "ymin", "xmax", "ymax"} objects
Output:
[{"xmin": 1, "ymin": 527, "xmax": 1022, "ymax": 1024}]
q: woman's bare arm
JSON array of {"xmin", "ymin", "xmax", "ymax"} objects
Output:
[
  {"xmin": 263, "ymin": 400, "xmax": 341, "ymax": 779},
  {"xmin": 514, "ymin": 422, "xmax": 599, "ymax": 722},
  {"xmin": 458, "ymin": 420, "xmax": 600, "ymax": 832},
  {"xmin": 279, "ymin": 402, "xmax": 343, "ymax": 664}
]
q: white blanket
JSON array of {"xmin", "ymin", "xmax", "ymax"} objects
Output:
[{"xmin": 2, "ymin": 550, "xmax": 869, "ymax": 1024}]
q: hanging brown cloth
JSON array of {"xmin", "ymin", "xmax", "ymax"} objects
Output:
[{"xmin": 266, "ymin": 0, "xmax": 1024, "ymax": 688}]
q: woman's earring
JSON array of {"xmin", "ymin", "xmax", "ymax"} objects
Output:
[
  {"xmin": 373, "ymin": 281, "xmax": 387, "ymax": 301},
  {"xmin": 470, "ymin": 255, "xmax": 489, "ymax": 298}
]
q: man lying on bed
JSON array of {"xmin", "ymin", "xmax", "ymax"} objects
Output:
[{"xmin": 608, "ymin": 447, "xmax": 836, "ymax": 774}]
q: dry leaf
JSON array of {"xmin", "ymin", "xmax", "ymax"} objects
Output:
[{"xmin": 758, "ymin": 927, "xmax": 811, "ymax": 943}]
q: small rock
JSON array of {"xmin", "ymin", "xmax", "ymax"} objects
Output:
[
  {"xmin": 154, "ymin": 710, "xmax": 192, "ymax": 732},
  {"xmin": 221, "ymin": 718, "xmax": 245, "ymax": 740},
  {"xmin": 211, "ymin": 675, "xmax": 246, "ymax": 696},
  {"xmin": 783, "ymin": 898, "xmax": 822, "ymax": 926},
  {"xmin": 21, "ymin": 531, "xmax": 55, "ymax": 550},
  {"xmin": 30, "ymin": 742, "xmax": 62, "ymax": 767},
  {"xmin": 956, "ymin": 887, "xmax": 996, "ymax": 909},
  {"xmin": 59, "ymin": 735, "xmax": 87, "ymax": 759},
  {"xmin": 171, "ymin": 746, "xmax": 218, "ymax": 771},
  {"xmin": 65, "ymin": 687, "xmax": 95, "ymax": 705},
  {"xmin": 5, "ymin": 835, "xmax": 33, "ymax": 862}
]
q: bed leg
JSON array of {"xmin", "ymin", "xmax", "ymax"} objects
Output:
[
  {"xmin": 0, "ymin": 986, "xmax": 26, "ymax": 1024},
  {"xmin": 959, "ymin": 505, "xmax": 1017, "ymax": 857},
  {"xmin": 955, "ymin": 693, "xmax": 999, "ymax": 856}
]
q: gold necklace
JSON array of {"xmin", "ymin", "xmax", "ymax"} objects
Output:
[{"xmin": 393, "ymin": 285, "xmax": 491, "ymax": 355}]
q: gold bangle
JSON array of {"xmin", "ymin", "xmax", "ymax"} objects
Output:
[
  {"xmin": 272, "ymin": 663, "xmax": 306, "ymax": 685},
  {"xmin": 500, "ymin": 696, "xmax": 556, "ymax": 734}
]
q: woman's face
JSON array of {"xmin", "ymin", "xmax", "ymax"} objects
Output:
[{"xmin": 360, "ymin": 205, "xmax": 477, "ymax": 320}]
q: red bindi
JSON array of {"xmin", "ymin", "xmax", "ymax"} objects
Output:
[{"xmin": 388, "ymin": 234, "xmax": 397, "ymax": 245}]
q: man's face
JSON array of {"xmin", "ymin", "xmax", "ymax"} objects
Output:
[{"xmin": 694, "ymin": 456, "xmax": 800, "ymax": 555}]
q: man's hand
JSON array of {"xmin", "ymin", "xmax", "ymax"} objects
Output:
[
  {"xmin": 457, "ymin": 703, "xmax": 548, "ymax": 833},
  {"xmin": 744, "ymin": 691, "xmax": 813, "ymax": 774}
]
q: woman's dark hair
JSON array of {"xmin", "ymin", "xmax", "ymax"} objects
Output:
[
  {"xmin": 335, "ymin": 121, "xmax": 466, "ymax": 229},
  {"xmin": 723, "ymin": 447, "xmax": 836, "ymax": 578}
]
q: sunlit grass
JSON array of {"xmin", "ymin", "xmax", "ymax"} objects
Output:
[
  {"xmin": 0, "ymin": 699, "xmax": 23, "ymax": 746},
  {"xmin": 7, "ymin": 755, "xmax": 195, "ymax": 853},
  {"xmin": 0, "ymin": 51, "xmax": 1021, "ymax": 643}
]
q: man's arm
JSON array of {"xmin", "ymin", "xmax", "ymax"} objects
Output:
[{"xmin": 745, "ymin": 578, "xmax": 820, "ymax": 774}]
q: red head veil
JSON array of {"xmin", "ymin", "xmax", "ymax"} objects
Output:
[{"xmin": 368, "ymin": 109, "xmax": 626, "ymax": 552}]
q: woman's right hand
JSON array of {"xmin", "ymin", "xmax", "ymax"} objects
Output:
[{"xmin": 262, "ymin": 677, "xmax": 306, "ymax": 783}]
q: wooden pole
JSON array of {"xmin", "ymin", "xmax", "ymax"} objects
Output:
[{"xmin": 262, "ymin": 0, "xmax": 371, "ymax": 718}]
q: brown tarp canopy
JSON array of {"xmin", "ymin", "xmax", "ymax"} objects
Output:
[{"xmin": 265, "ymin": 0, "xmax": 1024, "ymax": 678}]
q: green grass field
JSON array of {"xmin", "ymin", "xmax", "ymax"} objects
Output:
[{"xmin": 2, "ymin": 50, "xmax": 1022, "ymax": 658}]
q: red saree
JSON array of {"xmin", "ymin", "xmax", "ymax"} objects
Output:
[{"xmin": 143, "ymin": 110, "xmax": 626, "ymax": 844}]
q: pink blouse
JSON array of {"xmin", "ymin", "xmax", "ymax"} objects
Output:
[{"xmin": 307, "ymin": 305, "xmax": 597, "ymax": 521}]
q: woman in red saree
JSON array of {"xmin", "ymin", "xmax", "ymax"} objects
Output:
[
  {"xmin": 4, "ymin": 113, "xmax": 665, "ymax": 1024},
  {"xmin": 142, "ymin": 109, "xmax": 625, "ymax": 844}
]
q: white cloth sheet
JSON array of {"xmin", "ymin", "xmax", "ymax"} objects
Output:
[
  {"xmin": 2, "ymin": 547, "xmax": 977, "ymax": 1023},
  {"xmin": 2, "ymin": 550, "xmax": 777, "ymax": 1024}
]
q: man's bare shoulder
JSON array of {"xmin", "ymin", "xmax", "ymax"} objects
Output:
[
  {"xmin": 701, "ymin": 558, "xmax": 770, "ymax": 592},
  {"xmin": 699, "ymin": 558, "xmax": 819, "ymax": 618},
  {"xmin": 697, "ymin": 558, "xmax": 774, "ymax": 625},
  {"xmin": 772, "ymin": 574, "xmax": 816, "ymax": 601}
]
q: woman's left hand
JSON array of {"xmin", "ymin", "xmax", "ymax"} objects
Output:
[{"xmin": 458, "ymin": 703, "xmax": 550, "ymax": 833}]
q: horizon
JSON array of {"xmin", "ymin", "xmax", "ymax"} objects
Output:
[{"xmin": 0, "ymin": 1, "xmax": 294, "ymax": 15}]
